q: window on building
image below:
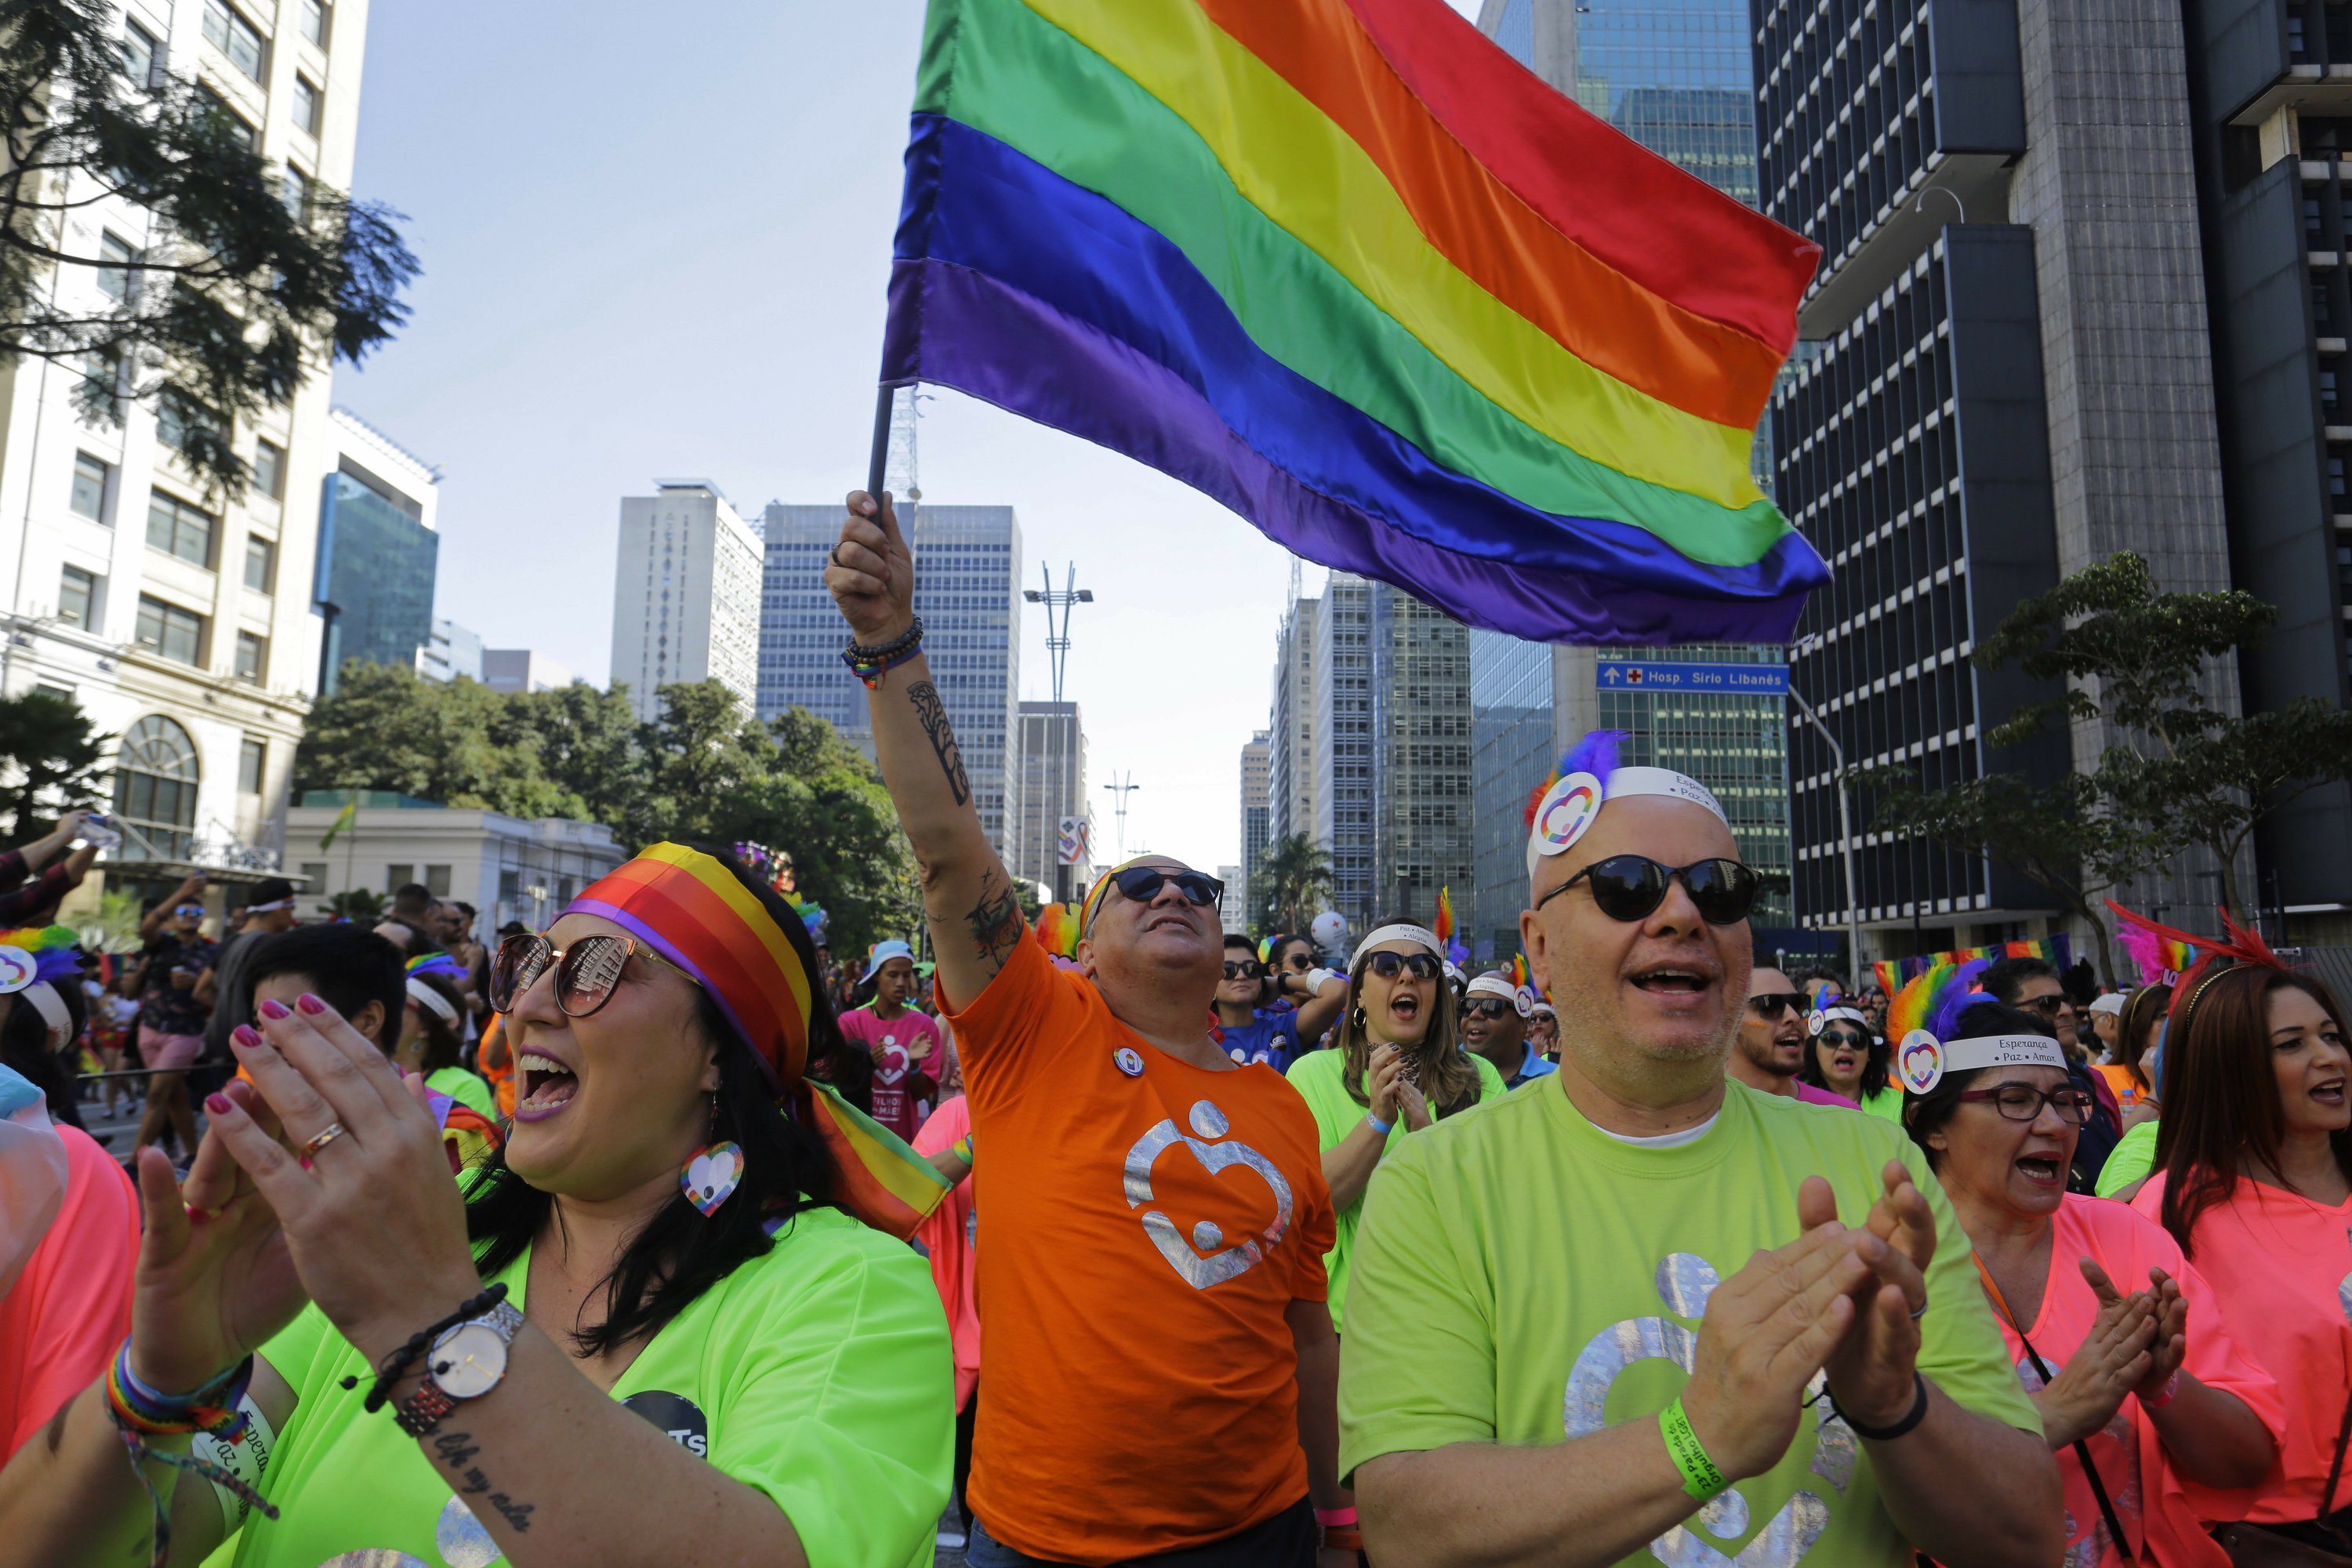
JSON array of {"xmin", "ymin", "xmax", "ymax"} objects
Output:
[
  {"xmin": 299, "ymin": 0, "xmax": 328, "ymax": 48},
  {"xmin": 387, "ymin": 863, "xmax": 414, "ymax": 891},
  {"xmin": 146, "ymin": 489, "xmax": 216, "ymax": 566},
  {"xmin": 243, "ymin": 534, "xmax": 274, "ymax": 593},
  {"xmin": 134, "ymin": 594, "xmax": 203, "ymax": 665},
  {"xmin": 197, "ymin": 86, "xmax": 257, "ymax": 147},
  {"xmin": 291, "ymin": 73, "xmax": 321, "ymax": 134},
  {"xmin": 81, "ymin": 350, "xmax": 122, "ymax": 419},
  {"xmin": 278, "ymin": 165, "xmax": 309, "ymax": 223},
  {"xmin": 34, "ymin": 682, "xmax": 71, "ymax": 702},
  {"xmin": 71, "ymin": 452, "xmax": 111, "ymax": 521},
  {"xmin": 58, "ymin": 564, "xmax": 96, "ymax": 630},
  {"xmin": 234, "ymin": 629, "xmax": 266, "ymax": 681},
  {"xmin": 96, "ymin": 232, "xmax": 133, "ymax": 304},
  {"xmin": 113, "ymin": 714, "xmax": 200, "ymax": 859},
  {"xmin": 299, "ymin": 861, "xmax": 327, "ymax": 898},
  {"xmin": 238, "ymin": 735, "xmax": 264, "ymax": 794},
  {"xmin": 202, "ymin": 0, "xmax": 267, "ymax": 82},
  {"xmin": 498, "ymin": 868, "xmax": 519, "ymax": 906},
  {"xmin": 425, "ymin": 864, "xmax": 451, "ymax": 897},
  {"xmin": 252, "ymin": 437, "xmax": 285, "ymax": 499},
  {"xmin": 121, "ymin": 20, "xmax": 158, "ymax": 86},
  {"xmin": 156, "ymin": 394, "xmax": 223, "ymax": 459}
]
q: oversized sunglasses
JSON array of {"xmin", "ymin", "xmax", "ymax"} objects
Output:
[
  {"xmin": 1748, "ymin": 992, "xmax": 1806, "ymax": 1018},
  {"xmin": 1958, "ymin": 1083, "xmax": 2095, "ymax": 1125},
  {"xmin": 1465, "ymin": 997, "xmax": 1519, "ymax": 1020},
  {"xmin": 1222, "ymin": 959, "xmax": 1265, "ymax": 979},
  {"xmin": 2020, "ymin": 993, "xmax": 2071, "ymax": 1018},
  {"xmin": 1280, "ymin": 950, "xmax": 1315, "ymax": 971},
  {"xmin": 489, "ymin": 931, "xmax": 697, "ymax": 1018},
  {"xmin": 1105, "ymin": 866, "xmax": 1224, "ymax": 911},
  {"xmin": 1363, "ymin": 950, "xmax": 1443, "ymax": 981},
  {"xmin": 1536, "ymin": 855, "xmax": 1759, "ymax": 925},
  {"xmin": 1816, "ymin": 1027, "xmax": 1870, "ymax": 1050}
]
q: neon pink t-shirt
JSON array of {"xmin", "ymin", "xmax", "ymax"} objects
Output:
[
  {"xmin": 1986, "ymin": 1194, "xmax": 2282, "ymax": 1566},
  {"xmin": 0, "ymin": 1124, "xmax": 137, "ymax": 1459},
  {"xmin": 912, "ymin": 1094, "xmax": 978, "ymax": 1411},
  {"xmin": 1795, "ymin": 1082, "xmax": 1858, "ymax": 1109},
  {"xmin": 2134, "ymin": 1172, "xmax": 2351, "ymax": 1526},
  {"xmin": 840, "ymin": 1005, "xmax": 941, "ymax": 1142}
]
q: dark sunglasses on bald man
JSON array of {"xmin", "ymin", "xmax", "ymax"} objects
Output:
[
  {"xmin": 1363, "ymin": 950, "xmax": 1443, "ymax": 981},
  {"xmin": 1537, "ymin": 855, "xmax": 1760, "ymax": 926},
  {"xmin": 1106, "ymin": 865, "xmax": 1224, "ymax": 909},
  {"xmin": 1465, "ymin": 996, "xmax": 1519, "ymax": 1020}
]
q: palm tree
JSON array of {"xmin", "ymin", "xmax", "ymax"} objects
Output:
[{"xmin": 1251, "ymin": 833, "xmax": 1334, "ymax": 934}]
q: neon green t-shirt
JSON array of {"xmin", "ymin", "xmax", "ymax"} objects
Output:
[
  {"xmin": 426, "ymin": 1065, "xmax": 495, "ymax": 1120},
  {"xmin": 1858, "ymin": 1083, "xmax": 1904, "ymax": 1124},
  {"xmin": 2095, "ymin": 1118, "xmax": 2160, "ymax": 1198},
  {"xmin": 203, "ymin": 1205, "xmax": 952, "ymax": 1568},
  {"xmin": 1338, "ymin": 1076, "xmax": 2041, "ymax": 1567},
  {"xmin": 1284, "ymin": 1045, "xmax": 1504, "ymax": 1331}
]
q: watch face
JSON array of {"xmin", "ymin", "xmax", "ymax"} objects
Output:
[{"xmin": 431, "ymin": 1321, "xmax": 512, "ymax": 1399}]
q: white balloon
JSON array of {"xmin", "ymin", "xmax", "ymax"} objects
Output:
[{"xmin": 1309, "ymin": 910, "xmax": 1348, "ymax": 957}]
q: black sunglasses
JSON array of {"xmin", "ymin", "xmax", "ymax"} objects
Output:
[
  {"xmin": 1535, "ymin": 855, "xmax": 1760, "ymax": 926},
  {"xmin": 1363, "ymin": 950, "xmax": 1442, "ymax": 981},
  {"xmin": 2020, "ymin": 993, "xmax": 2071, "ymax": 1017},
  {"xmin": 1222, "ymin": 959, "xmax": 1265, "ymax": 980},
  {"xmin": 1465, "ymin": 997, "xmax": 1518, "ymax": 1020},
  {"xmin": 489, "ymin": 931, "xmax": 697, "ymax": 1018},
  {"xmin": 1105, "ymin": 866, "xmax": 1224, "ymax": 910},
  {"xmin": 1281, "ymin": 950, "xmax": 1314, "ymax": 970},
  {"xmin": 1816, "ymin": 1027, "xmax": 1870, "ymax": 1050},
  {"xmin": 1748, "ymin": 993, "xmax": 1806, "ymax": 1018}
]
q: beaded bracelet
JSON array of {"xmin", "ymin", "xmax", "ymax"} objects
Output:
[
  {"xmin": 103, "ymin": 1342, "xmax": 280, "ymax": 1568},
  {"xmin": 336, "ymin": 1282, "xmax": 510, "ymax": 1414},
  {"xmin": 840, "ymin": 616, "xmax": 926, "ymax": 688}
]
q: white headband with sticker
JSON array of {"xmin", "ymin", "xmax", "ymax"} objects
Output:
[
  {"xmin": 1526, "ymin": 766, "xmax": 1729, "ymax": 879},
  {"xmin": 1809, "ymin": 1006, "xmax": 1870, "ymax": 1034},
  {"xmin": 405, "ymin": 977, "xmax": 460, "ymax": 1026},
  {"xmin": 1465, "ymin": 974, "xmax": 1528, "ymax": 1014},
  {"xmin": 1349, "ymin": 924, "xmax": 1443, "ymax": 970},
  {"xmin": 20, "ymin": 982, "xmax": 69, "ymax": 1051},
  {"xmin": 1894, "ymin": 1029, "xmax": 2067, "ymax": 1095}
]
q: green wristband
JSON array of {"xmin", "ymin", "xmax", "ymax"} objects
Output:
[{"xmin": 1659, "ymin": 1397, "xmax": 1730, "ymax": 1502}]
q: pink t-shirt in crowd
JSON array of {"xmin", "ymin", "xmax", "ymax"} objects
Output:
[
  {"xmin": 912, "ymin": 1094, "xmax": 978, "ymax": 1411},
  {"xmin": 1795, "ymin": 1081, "xmax": 1858, "ymax": 1109},
  {"xmin": 2135, "ymin": 1172, "xmax": 2352, "ymax": 1526},
  {"xmin": 1987, "ymin": 1194, "xmax": 2282, "ymax": 1566},
  {"xmin": 840, "ymin": 1005, "xmax": 942, "ymax": 1142},
  {"xmin": 0, "ymin": 1124, "xmax": 137, "ymax": 1459}
]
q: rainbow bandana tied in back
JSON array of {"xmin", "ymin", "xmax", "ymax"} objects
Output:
[{"xmin": 567, "ymin": 843, "xmax": 947, "ymax": 1239}]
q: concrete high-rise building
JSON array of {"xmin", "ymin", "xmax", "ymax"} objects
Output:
[
  {"xmin": 314, "ymin": 408, "xmax": 440, "ymax": 695},
  {"xmin": 481, "ymin": 649, "xmax": 572, "ymax": 695},
  {"xmin": 609, "ymin": 481, "xmax": 762, "ymax": 722},
  {"xmin": 1018, "ymin": 699, "xmax": 1089, "ymax": 901},
  {"xmin": 1312, "ymin": 578, "xmax": 1375, "ymax": 928},
  {"xmin": 1218, "ymin": 865, "xmax": 1247, "ymax": 934},
  {"xmin": 1238, "ymin": 730, "xmax": 1270, "ymax": 915},
  {"xmin": 418, "ymin": 618, "xmax": 482, "ymax": 684},
  {"xmin": 758, "ymin": 503, "xmax": 1025, "ymax": 866},
  {"xmin": 1268, "ymin": 593, "xmax": 1319, "ymax": 847},
  {"xmin": 1751, "ymin": 0, "xmax": 2320, "ymax": 956},
  {"xmin": 1468, "ymin": 0, "xmax": 1798, "ymax": 960},
  {"xmin": 0, "ymin": 0, "xmax": 379, "ymax": 897}
]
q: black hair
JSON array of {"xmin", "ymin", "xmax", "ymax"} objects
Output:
[
  {"xmin": 2, "ymin": 978, "xmax": 86, "ymax": 1129},
  {"xmin": 404, "ymin": 970, "xmax": 467, "ymax": 1075},
  {"xmin": 390, "ymin": 882, "xmax": 435, "ymax": 914},
  {"xmin": 1222, "ymin": 932, "xmax": 1258, "ymax": 953},
  {"xmin": 463, "ymin": 842, "xmax": 844, "ymax": 1357},
  {"xmin": 245, "ymin": 924, "xmax": 405, "ymax": 1051},
  {"xmin": 1798, "ymin": 1014, "xmax": 1889, "ymax": 1100},
  {"xmin": 1900, "ymin": 999, "xmax": 2060, "ymax": 1167},
  {"xmin": 1978, "ymin": 956, "xmax": 2059, "ymax": 1006},
  {"xmin": 453, "ymin": 902, "xmax": 477, "ymax": 920}
]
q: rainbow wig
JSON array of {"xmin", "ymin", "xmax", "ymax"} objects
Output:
[
  {"xmin": 1886, "ymin": 956, "xmax": 1991, "ymax": 1043},
  {"xmin": 0, "ymin": 925, "xmax": 82, "ymax": 985},
  {"xmin": 1523, "ymin": 729, "xmax": 1628, "ymax": 830}
]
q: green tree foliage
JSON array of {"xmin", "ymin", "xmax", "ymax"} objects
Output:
[
  {"xmin": 1860, "ymin": 552, "xmax": 2352, "ymax": 946},
  {"xmin": 1250, "ymin": 833, "xmax": 1333, "ymax": 935},
  {"xmin": 0, "ymin": 687, "xmax": 107, "ymax": 840},
  {"xmin": 296, "ymin": 673, "xmax": 920, "ymax": 955},
  {"xmin": 0, "ymin": 0, "xmax": 417, "ymax": 495}
]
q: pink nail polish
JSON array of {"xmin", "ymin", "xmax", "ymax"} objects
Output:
[
  {"xmin": 296, "ymin": 993, "xmax": 326, "ymax": 1015},
  {"xmin": 258, "ymin": 998, "xmax": 289, "ymax": 1019},
  {"xmin": 231, "ymin": 1024, "xmax": 260, "ymax": 1049},
  {"xmin": 205, "ymin": 1093, "xmax": 230, "ymax": 1115}
]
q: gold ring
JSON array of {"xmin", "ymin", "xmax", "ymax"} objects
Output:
[{"xmin": 300, "ymin": 1123, "xmax": 348, "ymax": 1158}]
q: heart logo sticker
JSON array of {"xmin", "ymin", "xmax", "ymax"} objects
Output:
[
  {"xmin": 681, "ymin": 1141, "xmax": 745, "ymax": 1216},
  {"xmin": 877, "ymin": 1044, "xmax": 910, "ymax": 1087},
  {"xmin": 0, "ymin": 946, "xmax": 33, "ymax": 995},
  {"xmin": 1532, "ymin": 771, "xmax": 1605, "ymax": 857},
  {"xmin": 1122, "ymin": 1100, "xmax": 1294, "ymax": 1290},
  {"xmin": 1896, "ymin": 1029, "xmax": 1944, "ymax": 1094}
]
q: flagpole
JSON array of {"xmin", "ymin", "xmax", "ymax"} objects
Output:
[
  {"xmin": 344, "ymin": 788, "xmax": 355, "ymax": 913},
  {"xmin": 866, "ymin": 383, "xmax": 897, "ymax": 501}
]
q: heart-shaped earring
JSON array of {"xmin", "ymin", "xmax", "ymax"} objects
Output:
[{"xmin": 681, "ymin": 1140, "xmax": 745, "ymax": 1216}]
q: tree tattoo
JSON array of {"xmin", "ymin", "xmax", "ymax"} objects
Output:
[
  {"xmin": 908, "ymin": 681, "xmax": 971, "ymax": 807},
  {"xmin": 964, "ymin": 870, "xmax": 1025, "ymax": 971}
]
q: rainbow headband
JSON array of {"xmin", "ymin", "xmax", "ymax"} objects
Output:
[
  {"xmin": 0, "ymin": 926, "xmax": 78, "ymax": 994},
  {"xmin": 1523, "ymin": 731, "xmax": 1726, "ymax": 880},
  {"xmin": 565, "ymin": 844, "xmax": 814, "ymax": 1094}
]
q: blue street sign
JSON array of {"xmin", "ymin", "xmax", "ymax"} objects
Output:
[{"xmin": 1595, "ymin": 661, "xmax": 1790, "ymax": 695}]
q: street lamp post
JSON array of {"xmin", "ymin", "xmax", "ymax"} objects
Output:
[
  {"xmin": 1101, "ymin": 771, "xmax": 1139, "ymax": 861},
  {"xmin": 1024, "ymin": 564, "xmax": 1094, "ymax": 903},
  {"xmin": 1786, "ymin": 681, "xmax": 1865, "ymax": 982}
]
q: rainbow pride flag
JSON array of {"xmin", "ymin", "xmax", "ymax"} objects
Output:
[{"xmin": 883, "ymin": 0, "xmax": 1825, "ymax": 644}]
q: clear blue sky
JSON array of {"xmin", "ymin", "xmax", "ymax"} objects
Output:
[{"xmin": 339, "ymin": 0, "xmax": 1479, "ymax": 871}]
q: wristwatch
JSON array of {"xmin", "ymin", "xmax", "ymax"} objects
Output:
[{"xmin": 394, "ymin": 1300, "xmax": 524, "ymax": 1436}]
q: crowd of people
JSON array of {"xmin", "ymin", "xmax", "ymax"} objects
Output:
[{"xmin": 0, "ymin": 485, "xmax": 2344, "ymax": 1568}]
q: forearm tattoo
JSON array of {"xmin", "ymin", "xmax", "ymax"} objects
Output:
[
  {"xmin": 431, "ymin": 1431, "xmax": 535, "ymax": 1534},
  {"xmin": 908, "ymin": 681, "xmax": 971, "ymax": 807},
  {"xmin": 964, "ymin": 870, "xmax": 1025, "ymax": 971}
]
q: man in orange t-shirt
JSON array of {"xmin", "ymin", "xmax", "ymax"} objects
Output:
[{"xmin": 827, "ymin": 489, "xmax": 1350, "ymax": 1568}]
